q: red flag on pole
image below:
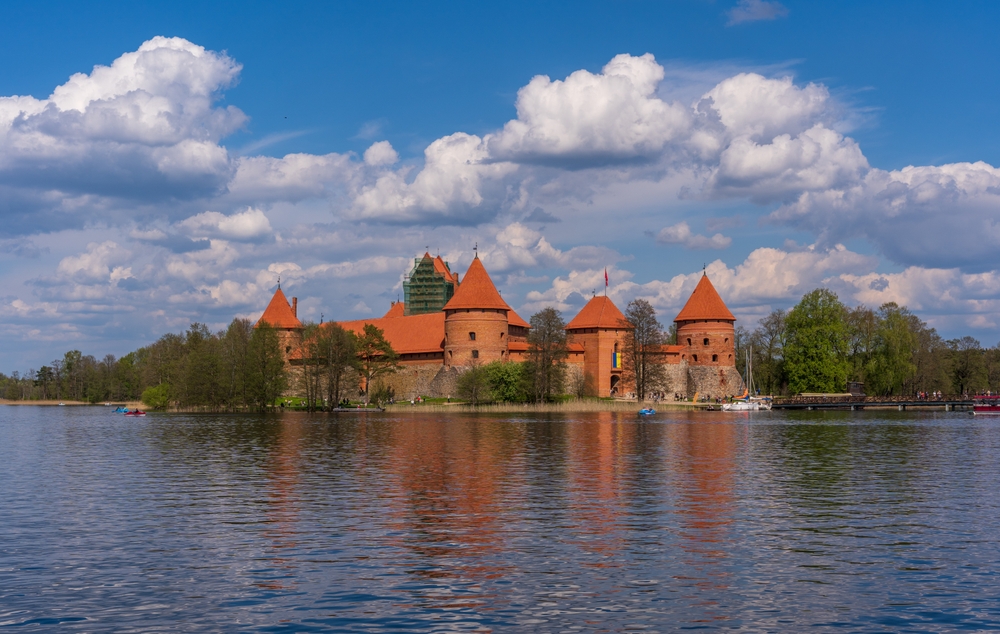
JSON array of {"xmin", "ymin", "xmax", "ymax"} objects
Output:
[{"xmin": 604, "ymin": 267, "xmax": 608, "ymax": 287}]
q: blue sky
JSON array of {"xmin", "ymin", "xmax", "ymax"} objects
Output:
[{"xmin": 2, "ymin": 0, "xmax": 1000, "ymax": 370}]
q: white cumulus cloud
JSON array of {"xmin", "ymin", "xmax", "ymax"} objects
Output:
[{"xmin": 656, "ymin": 222, "xmax": 732, "ymax": 249}]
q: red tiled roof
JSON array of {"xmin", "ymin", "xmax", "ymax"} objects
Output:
[
  {"xmin": 257, "ymin": 287, "xmax": 302, "ymax": 329},
  {"xmin": 432, "ymin": 255, "xmax": 456, "ymax": 283},
  {"xmin": 507, "ymin": 341, "xmax": 528, "ymax": 352},
  {"xmin": 568, "ymin": 342, "xmax": 585, "ymax": 353},
  {"xmin": 336, "ymin": 312, "xmax": 445, "ymax": 355},
  {"xmin": 508, "ymin": 308, "xmax": 530, "ymax": 328},
  {"xmin": 443, "ymin": 257, "xmax": 511, "ymax": 311},
  {"xmin": 674, "ymin": 274, "xmax": 735, "ymax": 322},
  {"xmin": 382, "ymin": 301, "xmax": 405, "ymax": 318},
  {"xmin": 566, "ymin": 295, "xmax": 630, "ymax": 330}
]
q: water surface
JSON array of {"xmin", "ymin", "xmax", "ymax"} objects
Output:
[{"xmin": 2, "ymin": 407, "xmax": 999, "ymax": 631}]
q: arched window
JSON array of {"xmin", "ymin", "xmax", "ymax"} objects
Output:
[
  {"xmin": 469, "ymin": 332, "xmax": 476, "ymax": 341},
  {"xmin": 712, "ymin": 354, "xmax": 718, "ymax": 362},
  {"xmin": 703, "ymin": 338, "xmax": 709, "ymax": 346},
  {"xmin": 472, "ymin": 350, "xmax": 479, "ymax": 359},
  {"xmin": 693, "ymin": 354, "xmax": 698, "ymax": 362},
  {"xmin": 687, "ymin": 338, "xmax": 692, "ymax": 345}
]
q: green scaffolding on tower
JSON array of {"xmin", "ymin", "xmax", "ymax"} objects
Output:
[{"xmin": 403, "ymin": 254, "xmax": 457, "ymax": 315}]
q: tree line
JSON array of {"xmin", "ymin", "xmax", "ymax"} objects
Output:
[
  {"xmin": 735, "ymin": 288, "xmax": 1000, "ymax": 396},
  {"xmin": 3, "ymin": 288, "xmax": 995, "ymax": 405},
  {"xmin": 0, "ymin": 320, "xmax": 289, "ymax": 409}
]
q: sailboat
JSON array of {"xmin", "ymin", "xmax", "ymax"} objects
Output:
[{"xmin": 722, "ymin": 345, "xmax": 772, "ymax": 411}]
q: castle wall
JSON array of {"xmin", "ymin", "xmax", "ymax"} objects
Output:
[
  {"xmin": 685, "ymin": 365, "xmax": 745, "ymax": 399},
  {"xmin": 373, "ymin": 365, "xmax": 461, "ymax": 400}
]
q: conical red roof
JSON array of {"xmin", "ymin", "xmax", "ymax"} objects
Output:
[
  {"xmin": 257, "ymin": 287, "xmax": 303, "ymax": 329},
  {"xmin": 566, "ymin": 295, "xmax": 630, "ymax": 330},
  {"xmin": 674, "ymin": 275, "xmax": 735, "ymax": 322},
  {"xmin": 382, "ymin": 301, "xmax": 405, "ymax": 318},
  {"xmin": 443, "ymin": 257, "xmax": 511, "ymax": 311}
]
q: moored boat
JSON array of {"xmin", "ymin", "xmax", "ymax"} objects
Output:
[
  {"xmin": 124, "ymin": 410, "xmax": 146, "ymax": 417},
  {"xmin": 638, "ymin": 408, "xmax": 656, "ymax": 416},
  {"xmin": 721, "ymin": 345, "xmax": 772, "ymax": 412},
  {"xmin": 973, "ymin": 395, "xmax": 1000, "ymax": 415}
]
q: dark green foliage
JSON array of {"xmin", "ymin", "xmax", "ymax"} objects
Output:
[{"xmin": 246, "ymin": 322, "xmax": 288, "ymax": 410}]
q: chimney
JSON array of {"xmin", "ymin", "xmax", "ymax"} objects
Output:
[{"xmin": 292, "ymin": 297, "xmax": 297, "ymax": 318}]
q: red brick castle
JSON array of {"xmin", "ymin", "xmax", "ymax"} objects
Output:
[{"xmin": 256, "ymin": 252, "xmax": 744, "ymax": 399}]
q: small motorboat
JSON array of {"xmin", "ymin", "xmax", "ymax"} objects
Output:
[
  {"xmin": 638, "ymin": 408, "xmax": 656, "ymax": 416},
  {"xmin": 124, "ymin": 410, "xmax": 146, "ymax": 417},
  {"xmin": 113, "ymin": 406, "xmax": 128, "ymax": 413}
]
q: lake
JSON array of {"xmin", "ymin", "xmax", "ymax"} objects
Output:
[{"xmin": 2, "ymin": 407, "xmax": 1000, "ymax": 632}]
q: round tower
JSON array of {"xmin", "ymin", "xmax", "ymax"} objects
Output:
[
  {"xmin": 443, "ymin": 256, "xmax": 511, "ymax": 367},
  {"xmin": 673, "ymin": 273, "xmax": 742, "ymax": 397},
  {"xmin": 256, "ymin": 285, "xmax": 304, "ymax": 363}
]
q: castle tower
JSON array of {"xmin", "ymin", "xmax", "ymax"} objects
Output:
[
  {"xmin": 257, "ymin": 285, "xmax": 304, "ymax": 364},
  {"xmin": 403, "ymin": 252, "xmax": 458, "ymax": 315},
  {"xmin": 674, "ymin": 274, "xmax": 743, "ymax": 397},
  {"xmin": 443, "ymin": 256, "xmax": 511, "ymax": 367},
  {"xmin": 565, "ymin": 295, "xmax": 631, "ymax": 397}
]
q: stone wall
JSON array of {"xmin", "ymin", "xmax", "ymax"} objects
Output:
[
  {"xmin": 686, "ymin": 365, "xmax": 745, "ymax": 399},
  {"xmin": 375, "ymin": 365, "xmax": 460, "ymax": 400}
]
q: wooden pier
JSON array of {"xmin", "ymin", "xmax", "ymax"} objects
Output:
[{"xmin": 772, "ymin": 396, "xmax": 974, "ymax": 411}]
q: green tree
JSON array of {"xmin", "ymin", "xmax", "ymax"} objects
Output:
[
  {"xmin": 749, "ymin": 309, "xmax": 786, "ymax": 395},
  {"xmin": 457, "ymin": 360, "xmax": 492, "ymax": 405},
  {"xmin": 246, "ymin": 322, "xmax": 288, "ymax": 410},
  {"xmin": 483, "ymin": 361, "xmax": 528, "ymax": 402},
  {"xmin": 903, "ymin": 315, "xmax": 951, "ymax": 395},
  {"xmin": 784, "ymin": 289, "xmax": 850, "ymax": 394},
  {"xmin": 180, "ymin": 323, "xmax": 224, "ymax": 408},
  {"xmin": 948, "ymin": 336, "xmax": 985, "ymax": 395},
  {"xmin": 141, "ymin": 383, "xmax": 171, "ymax": 410},
  {"xmin": 621, "ymin": 299, "xmax": 666, "ymax": 401},
  {"xmin": 222, "ymin": 318, "xmax": 254, "ymax": 409},
  {"xmin": 845, "ymin": 305, "xmax": 878, "ymax": 383},
  {"xmin": 35, "ymin": 366, "xmax": 54, "ymax": 399},
  {"xmin": 525, "ymin": 307, "xmax": 568, "ymax": 402},
  {"xmin": 356, "ymin": 324, "xmax": 398, "ymax": 405},
  {"xmin": 299, "ymin": 322, "xmax": 325, "ymax": 411},
  {"xmin": 866, "ymin": 303, "xmax": 917, "ymax": 396},
  {"xmin": 319, "ymin": 323, "xmax": 358, "ymax": 407}
]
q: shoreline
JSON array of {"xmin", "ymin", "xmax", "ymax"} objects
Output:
[
  {"xmin": 0, "ymin": 399, "xmax": 144, "ymax": 408},
  {"xmin": 0, "ymin": 399, "xmax": 706, "ymax": 413},
  {"xmin": 385, "ymin": 400, "xmax": 706, "ymax": 413}
]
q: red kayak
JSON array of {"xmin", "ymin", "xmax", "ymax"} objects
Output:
[{"xmin": 124, "ymin": 410, "xmax": 146, "ymax": 417}]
